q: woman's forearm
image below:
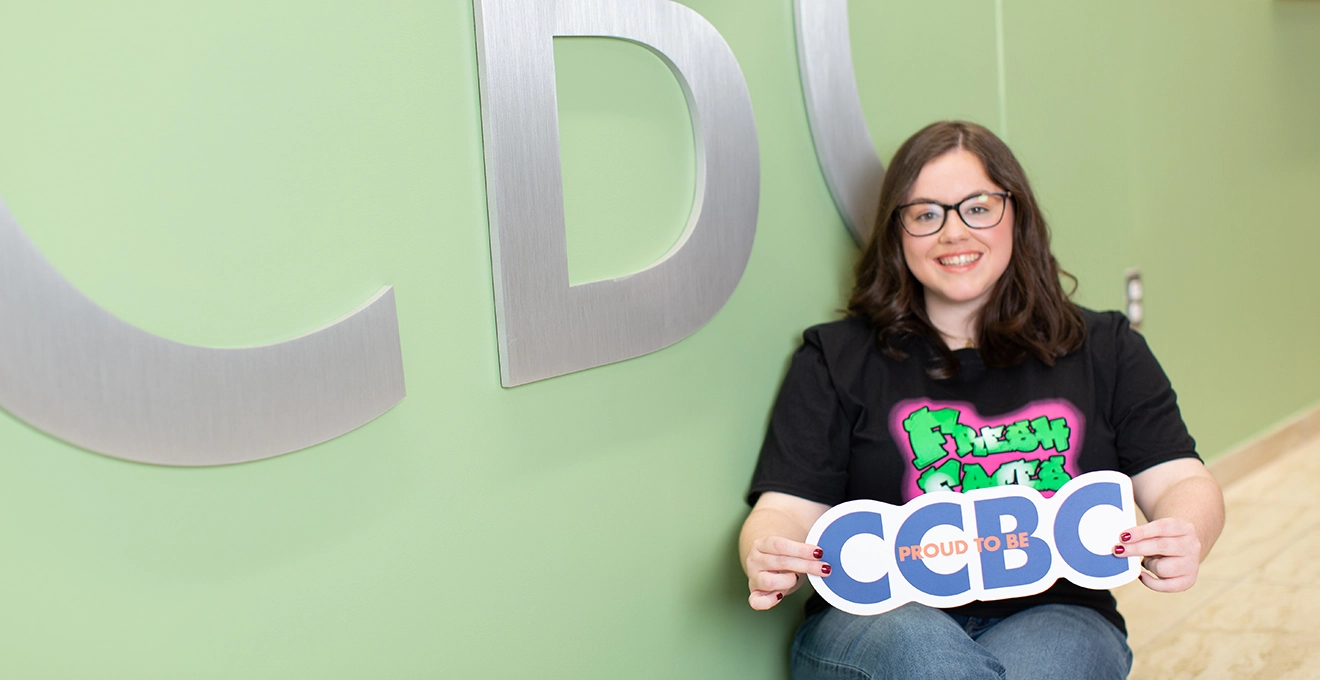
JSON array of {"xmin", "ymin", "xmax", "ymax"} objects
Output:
[{"xmin": 1144, "ymin": 473, "xmax": 1225, "ymax": 562}]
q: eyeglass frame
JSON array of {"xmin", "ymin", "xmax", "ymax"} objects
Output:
[{"xmin": 895, "ymin": 191, "xmax": 1013, "ymax": 237}]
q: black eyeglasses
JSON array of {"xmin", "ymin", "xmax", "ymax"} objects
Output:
[{"xmin": 896, "ymin": 191, "xmax": 1012, "ymax": 237}]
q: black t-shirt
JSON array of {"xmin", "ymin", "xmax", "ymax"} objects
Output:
[{"xmin": 747, "ymin": 308, "xmax": 1199, "ymax": 634}]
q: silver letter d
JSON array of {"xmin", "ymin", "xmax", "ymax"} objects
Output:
[{"xmin": 473, "ymin": 0, "xmax": 760, "ymax": 386}]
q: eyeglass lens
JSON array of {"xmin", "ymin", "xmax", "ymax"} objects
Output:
[{"xmin": 900, "ymin": 193, "xmax": 1006, "ymax": 236}]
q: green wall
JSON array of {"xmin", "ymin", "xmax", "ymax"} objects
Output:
[{"xmin": 0, "ymin": 1, "xmax": 1315, "ymax": 677}]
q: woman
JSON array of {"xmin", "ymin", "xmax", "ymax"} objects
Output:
[{"xmin": 740, "ymin": 121, "xmax": 1224, "ymax": 679}]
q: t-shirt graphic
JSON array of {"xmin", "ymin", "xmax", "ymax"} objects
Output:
[{"xmin": 888, "ymin": 399, "xmax": 1086, "ymax": 502}]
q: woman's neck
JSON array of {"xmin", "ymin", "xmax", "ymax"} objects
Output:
[{"xmin": 925, "ymin": 292, "xmax": 983, "ymax": 350}]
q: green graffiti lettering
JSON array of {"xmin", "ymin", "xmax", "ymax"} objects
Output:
[
  {"xmin": 991, "ymin": 458, "xmax": 1040, "ymax": 487},
  {"xmin": 903, "ymin": 407, "xmax": 960, "ymax": 468},
  {"xmin": 1033, "ymin": 455, "xmax": 1072, "ymax": 492},
  {"xmin": 917, "ymin": 459, "xmax": 961, "ymax": 493},
  {"xmin": 968, "ymin": 425, "xmax": 1010, "ymax": 456},
  {"xmin": 951, "ymin": 424, "xmax": 977, "ymax": 456},
  {"xmin": 1030, "ymin": 416, "xmax": 1071, "ymax": 453},
  {"xmin": 1005, "ymin": 420, "xmax": 1037, "ymax": 453},
  {"xmin": 986, "ymin": 426, "xmax": 1015, "ymax": 454},
  {"xmin": 960, "ymin": 463, "xmax": 995, "ymax": 491},
  {"xmin": 904, "ymin": 405, "xmax": 1076, "ymax": 495},
  {"xmin": 933, "ymin": 410, "xmax": 960, "ymax": 435}
]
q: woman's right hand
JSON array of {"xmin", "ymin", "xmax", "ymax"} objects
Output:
[
  {"xmin": 744, "ymin": 536, "xmax": 831, "ymax": 610},
  {"xmin": 739, "ymin": 492, "xmax": 832, "ymax": 610}
]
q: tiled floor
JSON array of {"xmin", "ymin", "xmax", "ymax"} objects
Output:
[{"xmin": 1115, "ymin": 435, "xmax": 1320, "ymax": 679}]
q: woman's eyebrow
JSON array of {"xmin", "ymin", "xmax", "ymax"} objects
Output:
[{"xmin": 904, "ymin": 190, "xmax": 998, "ymax": 205}]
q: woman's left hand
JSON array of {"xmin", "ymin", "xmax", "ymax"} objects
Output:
[
  {"xmin": 1115, "ymin": 517, "xmax": 1202, "ymax": 592},
  {"xmin": 1126, "ymin": 458, "xmax": 1224, "ymax": 593}
]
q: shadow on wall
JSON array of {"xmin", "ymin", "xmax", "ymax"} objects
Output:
[{"xmin": 688, "ymin": 516, "xmax": 802, "ymax": 679}]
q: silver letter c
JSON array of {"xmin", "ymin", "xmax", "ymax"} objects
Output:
[
  {"xmin": 0, "ymin": 198, "xmax": 406, "ymax": 466},
  {"xmin": 795, "ymin": 0, "xmax": 885, "ymax": 245}
]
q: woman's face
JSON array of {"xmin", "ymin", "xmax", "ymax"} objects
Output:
[{"xmin": 900, "ymin": 149, "xmax": 1014, "ymax": 315}]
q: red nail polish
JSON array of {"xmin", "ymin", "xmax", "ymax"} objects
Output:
[
  {"xmin": 776, "ymin": 592, "xmax": 783, "ymax": 601},
  {"xmin": 1114, "ymin": 545, "xmax": 1125, "ymax": 555},
  {"xmin": 813, "ymin": 548, "xmax": 824, "ymax": 560},
  {"xmin": 821, "ymin": 563, "xmax": 832, "ymax": 575},
  {"xmin": 1121, "ymin": 532, "xmax": 1132, "ymax": 542}
]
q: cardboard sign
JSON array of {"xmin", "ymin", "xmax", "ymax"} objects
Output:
[{"xmin": 806, "ymin": 471, "xmax": 1141, "ymax": 616}]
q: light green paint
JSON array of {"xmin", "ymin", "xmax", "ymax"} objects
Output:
[
  {"xmin": 994, "ymin": 0, "xmax": 1009, "ymax": 139},
  {"xmin": 1002, "ymin": 0, "xmax": 1320, "ymax": 457},
  {"xmin": 0, "ymin": 1, "xmax": 1315, "ymax": 678},
  {"xmin": 556, "ymin": 38, "xmax": 696, "ymax": 286},
  {"xmin": 848, "ymin": 0, "xmax": 1004, "ymax": 157}
]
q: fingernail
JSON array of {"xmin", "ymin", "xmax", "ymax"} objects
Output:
[
  {"xmin": 821, "ymin": 563, "xmax": 832, "ymax": 575},
  {"xmin": 813, "ymin": 548, "xmax": 823, "ymax": 560},
  {"xmin": 776, "ymin": 592, "xmax": 783, "ymax": 601},
  {"xmin": 1114, "ymin": 545, "xmax": 1125, "ymax": 555},
  {"xmin": 1121, "ymin": 532, "xmax": 1132, "ymax": 542}
]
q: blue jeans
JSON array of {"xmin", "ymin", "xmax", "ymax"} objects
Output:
[{"xmin": 791, "ymin": 603, "xmax": 1132, "ymax": 680}]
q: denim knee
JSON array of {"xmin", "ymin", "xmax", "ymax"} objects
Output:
[
  {"xmin": 792, "ymin": 604, "xmax": 1005, "ymax": 680},
  {"xmin": 973, "ymin": 604, "xmax": 1132, "ymax": 680}
]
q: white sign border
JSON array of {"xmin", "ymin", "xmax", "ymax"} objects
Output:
[{"xmin": 806, "ymin": 471, "xmax": 1142, "ymax": 616}]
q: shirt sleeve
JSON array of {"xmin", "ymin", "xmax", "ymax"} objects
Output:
[
  {"xmin": 746, "ymin": 329, "xmax": 853, "ymax": 507},
  {"xmin": 1108, "ymin": 315, "xmax": 1200, "ymax": 475}
]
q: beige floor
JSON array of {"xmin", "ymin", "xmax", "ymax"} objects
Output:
[{"xmin": 1114, "ymin": 435, "xmax": 1320, "ymax": 679}]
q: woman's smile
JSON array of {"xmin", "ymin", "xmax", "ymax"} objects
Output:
[{"xmin": 934, "ymin": 251, "xmax": 983, "ymax": 269}]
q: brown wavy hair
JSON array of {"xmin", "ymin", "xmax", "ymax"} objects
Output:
[{"xmin": 847, "ymin": 120, "xmax": 1084, "ymax": 379}]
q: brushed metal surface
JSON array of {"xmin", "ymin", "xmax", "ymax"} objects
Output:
[
  {"xmin": 0, "ymin": 198, "xmax": 406, "ymax": 466},
  {"xmin": 473, "ymin": 0, "xmax": 760, "ymax": 387},
  {"xmin": 794, "ymin": 0, "xmax": 884, "ymax": 245}
]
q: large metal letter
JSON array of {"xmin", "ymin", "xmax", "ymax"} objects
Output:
[
  {"xmin": 0, "ymin": 198, "xmax": 406, "ymax": 466},
  {"xmin": 473, "ymin": 0, "xmax": 760, "ymax": 386},
  {"xmin": 794, "ymin": 0, "xmax": 883, "ymax": 244}
]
